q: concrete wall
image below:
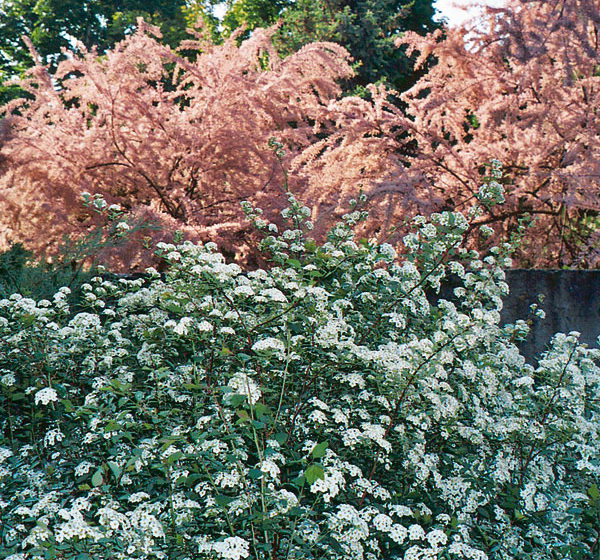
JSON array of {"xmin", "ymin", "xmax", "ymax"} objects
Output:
[{"xmin": 501, "ymin": 270, "xmax": 600, "ymax": 360}]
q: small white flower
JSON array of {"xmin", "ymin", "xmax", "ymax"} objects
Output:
[
  {"xmin": 378, "ymin": 243, "xmax": 396, "ymax": 261},
  {"xmin": 389, "ymin": 523, "xmax": 408, "ymax": 544},
  {"xmin": 0, "ymin": 372, "xmax": 16, "ymax": 386},
  {"xmin": 213, "ymin": 536, "xmax": 250, "ymax": 560},
  {"xmin": 0, "ymin": 447, "xmax": 13, "ymax": 464},
  {"xmin": 259, "ymin": 459, "xmax": 280, "ymax": 480},
  {"xmin": 261, "ymin": 287, "xmax": 287, "ymax": 303},
  {"xmin": 408, "ymin": 523, "xmax": 426, "ymax": 541},
  {"xmin": 44, "ymin": 428, "xmax": 64, "ymax": 447},
  {"xmin": 228, "ymin": 372, "xmax": 262, "ymax": 405},
  {"xmin": 197, "ymin": 320, "xmax": 213, "ymax": 332},
  {"xmin": 234, "ymin": 284, "xmax": 254, "ymax": 297},
  {"xmin": 373, "ymin": 513, "xmax": 393, "ymax": 532},
  {"xmin": 426, "ymin": 528, "xmax": 448, "ymax": 548},
  {"xmin": 74, "ymin": 461, "xmax": 93, "ymax": 477},
  {"xmin": 128, "ymin": 492, "xmax": 151, "ymax": 504},
  {"xmin": 35, "ymin": 387, "xmax": 58, "ymax": 406},
  {"xmin": 308, "ymin": 409, "xmax": 328, "ymax": 424},
  {"xmin": 173, "ymin": 317, "xmax": 193, "ymax": 336},
  {"xmin": 252, "ymin": 337, "xmax": 285, "ymax": 353}
]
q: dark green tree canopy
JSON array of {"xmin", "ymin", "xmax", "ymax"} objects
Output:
[
  {"xmin": 0, "ymin": 0, "xmax": 225, "ymax": 104},
  {"xmin": 0, "ymin": 0, "xmax": 222, "ymax": 75}
]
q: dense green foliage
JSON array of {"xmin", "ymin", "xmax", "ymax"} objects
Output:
[
  {"xmin": 0, "ymin": 0, "xmax": 218, "ymax": 104},
  {"xmin": 1, "ymin": 185, "xmax": 600, "ymax": 559},
  {"xmin": 0, "ymin": 243, "xmax": 93, "ymax": 304},
  {"xmin": 0, "ymin": 0, "xmax": 222, "ymax": 76}
]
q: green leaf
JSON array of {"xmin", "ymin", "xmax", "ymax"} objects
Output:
[
  {"xmin": 103, "ymin": 420, "xmax": 122, "ymax": 433},
  {"xmin": 230, "ymin": 394, "xmax": 247, "ymax": 407},
  {"xmin": 181, "ymin": 383, "xmax": 206, "ymax": 390},
  {"xmin": 273, "ymin": 432, "xmax": 287, "ymax": 445},
  {"xmin": 289, "ymin": 322, "xmax": 303, "ymax": 334},
  {"xmin": 60, "ymin": 399, "xmax": 74, "ymax": 412},
  {"xmin": 304, "ymin": 464, "xmax": 325, "ymax": 484},
  {"xmin": 125, "ymin": 457, "xmax": 138, "ymax": 472},
  {"xmin": 247, "ymin": 469, "xmax": 263, "ymax": 479},
  {"xmin": 254, "ymin": 403, "xmax": 270, "ymax": 417},
  {"xmin": 236, "ymin": 409, "xmax": 250, "ymax": 421},
  {"xmin": 291, "ymin": 475, "xmax": 305, "ymax": 487},
  {"xmin": 513, "ymin": 510, "xmax": 525, "ymax": 521},
  {"xmin": 326, "ymin": 536, "xmax": 345, "ymax": 554},
  {"xmin": 215, "ymin": 495, "xmax": 234, "ymax": 507},
  {"xmin": 304, "ymin": 240, "xmax": 317, "ymax": 253},
  {"xmin": 287, "ymin": 258, "xmax": 301, "ymax": 269},
  {"xmin": 183, "ymin": 473, "xmax": 202, "ymax": 486},
  {"xmin": 588, "ymin": 484, "xmax": 600, "ymax": 502},
  {"xmin": 165, "ymin": 451, "xmax": 183, "ymax": 465},
  {"xmin": 108, "ymin": 461, "xmax": 121, "ymax": 481},
  {"xmin": 311, "ymin": 441, "xmax": 328, "ymax": 459},
  {"xmin": 91, "ymin": 468, "xmax": 103, "ymax": 487}
]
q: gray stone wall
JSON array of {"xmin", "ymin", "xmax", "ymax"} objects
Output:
[{"xmin": 501, "ymin": 270, "xmax": 600, "ymax": 360}]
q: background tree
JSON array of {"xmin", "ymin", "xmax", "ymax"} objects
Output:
[
  {"xmin": 220, "ymin": 0, "xmax": 440, "ymax": 93},
  {"xmin": 295, "ymin": 0, "xmax": 600, "ymax": 267},
  {"xmin": 0, "ymin": 0, "xmax": 223, "ymax": 75},
  {"xmin": 3, "ymin": 0, "xmax": 599, "ymax": 271},
  {"xmin": 0, "ymin": 0, "xmax": 225, "ymax": 106},
  {"xmin": 402, "ymin": 0, "xmax": 600, "ymax": 266},
  {"xmin": 221, "ymin": 0, "xmax": 289, "ymax": 33}
]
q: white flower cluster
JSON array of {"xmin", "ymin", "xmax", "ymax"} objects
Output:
[
  {"xmin": 251, "ymin": 337, "xmax": 285, "ymax": 353},
  {"xmin": 200, "ymin": 536, "xmax": 250, "ymax": 560},
  {"xmin": 1, "ymin": 204, "xmax": 599, "ymax": 560},
  {"xmin": 34, "ymin": 387, "xmax": 58, "ymax": 406},
  {"xmin": 228, "ymin": 371, "xmax": 262, "ymax": 406}
]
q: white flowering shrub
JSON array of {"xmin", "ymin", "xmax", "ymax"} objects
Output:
[{"xmin": 1, "ymin": 189, "xmax": 600, "ymax": 560}]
